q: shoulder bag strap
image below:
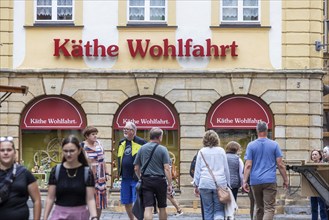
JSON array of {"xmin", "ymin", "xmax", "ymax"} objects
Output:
[
  {"xmin": 200, "ymin": 151, "xmax": 219, "ymax": 188},
  {"xmin": 6, "ymin": 164, "xmax": 17, "ymax": 183},
  {"xmin": 14, "ymin": 165, "xmax": 25, "ymax": 178},
  {"xmin": 141, "ymin": 143, "xmax": 159, "ymax": 176}
]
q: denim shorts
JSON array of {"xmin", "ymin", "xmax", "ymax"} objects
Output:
[{"xmin": 120, "ymin": 178, "xmax": 138, "ymax": 204}]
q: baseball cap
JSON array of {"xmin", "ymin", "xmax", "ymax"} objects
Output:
[{"xmin": 256, "ymin": 120, "xmax": 268, "ymax": 132}]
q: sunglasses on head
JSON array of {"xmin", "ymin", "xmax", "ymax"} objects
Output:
[{"xmin": 0, "ymin": 136, "xmax": 14, "ymax": 142}]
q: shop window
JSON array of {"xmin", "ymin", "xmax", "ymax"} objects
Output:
[
  {"xmin": 21, "ymin": 130, "xmax": 83, "ymax": 189},
  {"xmin": 128, "ymin": 0, "xmax": 167, "ymax": 23},
  {"xmin": 111, "ymin": 129, "xmax": 179, "ymax": 190},
  {"xmin": 221, "ymin": 0, "xmax": 259, "ymax": 23},
  {"xmin": 20, "ymin": 95, "xmax": 86, "ymax": 189},
  {"xmin": 214, "ymin": 129, "xmax": 272, "ymax": 160},
  {"xmin": 35, "ymin": 0, "xmax": 73, "ymax": 22}
]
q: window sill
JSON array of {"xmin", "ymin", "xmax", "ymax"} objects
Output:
[
  {"xmin": 118, "ymin": 23, "xmax": 177, "ymax": 29},
  {"xmin": 117, "ymin": 23, "xmax": 177, "ymax": 29},
  {"xmin": 25, "ymin": 22, "xmax": 83, "ymax": 28},
  {"xmin": 211, "ymin": 23, "xmax": 270, "ymax": 29}
]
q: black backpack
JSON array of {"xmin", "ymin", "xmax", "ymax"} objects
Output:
[{"xmin": 189, "ymin": 151, "xmax": 199, "ymax": 178}]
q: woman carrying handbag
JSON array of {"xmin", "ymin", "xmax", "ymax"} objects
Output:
[{"xmin": 193, "ymin": 130, "xmax": 231, "ymax": 220}]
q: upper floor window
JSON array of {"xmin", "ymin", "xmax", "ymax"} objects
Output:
[
  {"xmin": 128, "ymin": 0, "xmax": 166, "ymax": 22},
  {"xmin": 221, "ymin": 0, "xmax": 259, "ymax": 22},
  {"xmin": 35, "ymin": 0, "xmax": 73, "ymax": 22}
]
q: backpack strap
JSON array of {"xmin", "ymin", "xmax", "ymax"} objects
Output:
[
  {"xmin": 84, "ymin": 167, "xmax": 89, "ymax": 184},
  {"xmin": 55, "ymin": 164, "xmax": 89, "ymax": 184},
  {"xmin": 55, "ymin": 164, "xmax": 61, "ymax": 182}
]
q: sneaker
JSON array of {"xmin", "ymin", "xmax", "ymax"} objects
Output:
[{"xmin": 174, "ymin": 210, "xmax": 183, "ymax": 217}]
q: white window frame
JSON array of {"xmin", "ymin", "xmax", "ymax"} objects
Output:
[
  {"xmin": 220, "ymin": 0, "xmax": 260, "ymax": 23},
  {"xmin": 34, "ymin": 0, "xmax": 74, "ymax": 23},
  {"xmin": 127, "ymin": 0, "xmax": 167, "ymax": 24}
]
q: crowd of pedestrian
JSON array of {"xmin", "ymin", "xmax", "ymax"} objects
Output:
[{"xmin": 0, "ymin": 120, "xmax": 328, "ymax": 220}]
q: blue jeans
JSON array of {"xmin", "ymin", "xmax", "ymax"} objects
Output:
[
  {"xmin": 310, "ymin": 197, "xmax": 328, "ymax": 220},
  {"xmin": 199, "ymin": 188, "xmax": 225, "ymax": 220}
]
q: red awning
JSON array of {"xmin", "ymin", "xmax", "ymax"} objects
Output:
[
  {"xmin": 114, "ymin": 97, "xmax": 178, "ymax": 130},
  {"xmin": 207, "ymin": 96, "xmax": 273, "ymax": 129},
  {"xmin": 21, "ymin": 96, "xmax": 86, "ymax": 130}
]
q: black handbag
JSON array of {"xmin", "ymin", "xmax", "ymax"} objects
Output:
[{"xmin": 132, "ymin": 143, "xmax": 159, "ymax": 220}]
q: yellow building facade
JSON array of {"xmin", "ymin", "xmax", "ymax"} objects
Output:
[{"xmin": 0, "ymin": 0, "xmax": 328, "ymax": 208}]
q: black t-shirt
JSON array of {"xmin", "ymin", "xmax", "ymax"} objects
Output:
[
  {"xmin": 121, "ymin": 140, "xmax": 135, "ymax": 178},
  {"xmin": 0, "ymin": 166, "xmax": 36, "ymax": 220},
  {"xmin": 48, "ymin": 164, "xmax": 95, "ymax": 207}
]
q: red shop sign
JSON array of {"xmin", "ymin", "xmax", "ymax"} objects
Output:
[
  {"xmin": 207, "ymin": 96, "xmax": 273, "ymax": 129},
  {"xmin": 114, "ymin": 97, "xmax": 178, "ymax": 130},
  {"xmin": 21, "ymin": 97, "xmax": 86, "ymax": 130}
]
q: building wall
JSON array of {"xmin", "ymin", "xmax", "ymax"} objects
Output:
[
  {"xmin": 0, "ymin": 70, "xmax": 324, "ymax": 200},
  {"xmin": 282, "ymin": 0, "xmax": 323, "ymax": 69},
  {"xmin": 0, "ymin": 0, "xmax": 327, "ymax": 204},
  {"xmin": 14, "ymin": 0, "xmax": 280, "ymax": 70},
  {"xmin": 0, "ymin": 0, "xmax": 13, "ymax": 68}
]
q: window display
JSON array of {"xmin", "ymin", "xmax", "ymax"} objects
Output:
[{"xmin": 21, "ymin": 130, "xmax": 83, "ymax": 188}]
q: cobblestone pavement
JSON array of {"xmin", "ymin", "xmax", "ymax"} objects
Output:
[
  {"xmin": 99, "ymin": 211, "xmax": 311, "ymax": 220},
  {"xmin": 101, "ymin": 211, "xmax": 205, "ymax": 220},
  {"xmin": 31, "ymin": 209, "xmax": 311, "ymax": 220}
]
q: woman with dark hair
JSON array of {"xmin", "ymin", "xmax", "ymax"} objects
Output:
[
  {"xmin": 193, "ymin": 130, "xmax": 230, "ymax": 220},
  {"xmin": 0, "ymin": 136, "xmax": 41, "ymax": 220},
  {"xmin": 309, "ymin": 149, "xmax": 328, "ymax": 220},
  {"xmin": 82, "ymin": 126, "xmax": 108, "ymax": 219},
  {"xmin": 43, "ymin": 135, "xmax": 98, "ymax": 220}
]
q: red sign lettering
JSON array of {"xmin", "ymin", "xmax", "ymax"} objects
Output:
[
  {"xmin": 53, "ymin": 39, "xmax": 119, "ymax": 57},
  {"xmin": 53, "ymin": 38, "xmax": 238, "ymax": 58}
]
